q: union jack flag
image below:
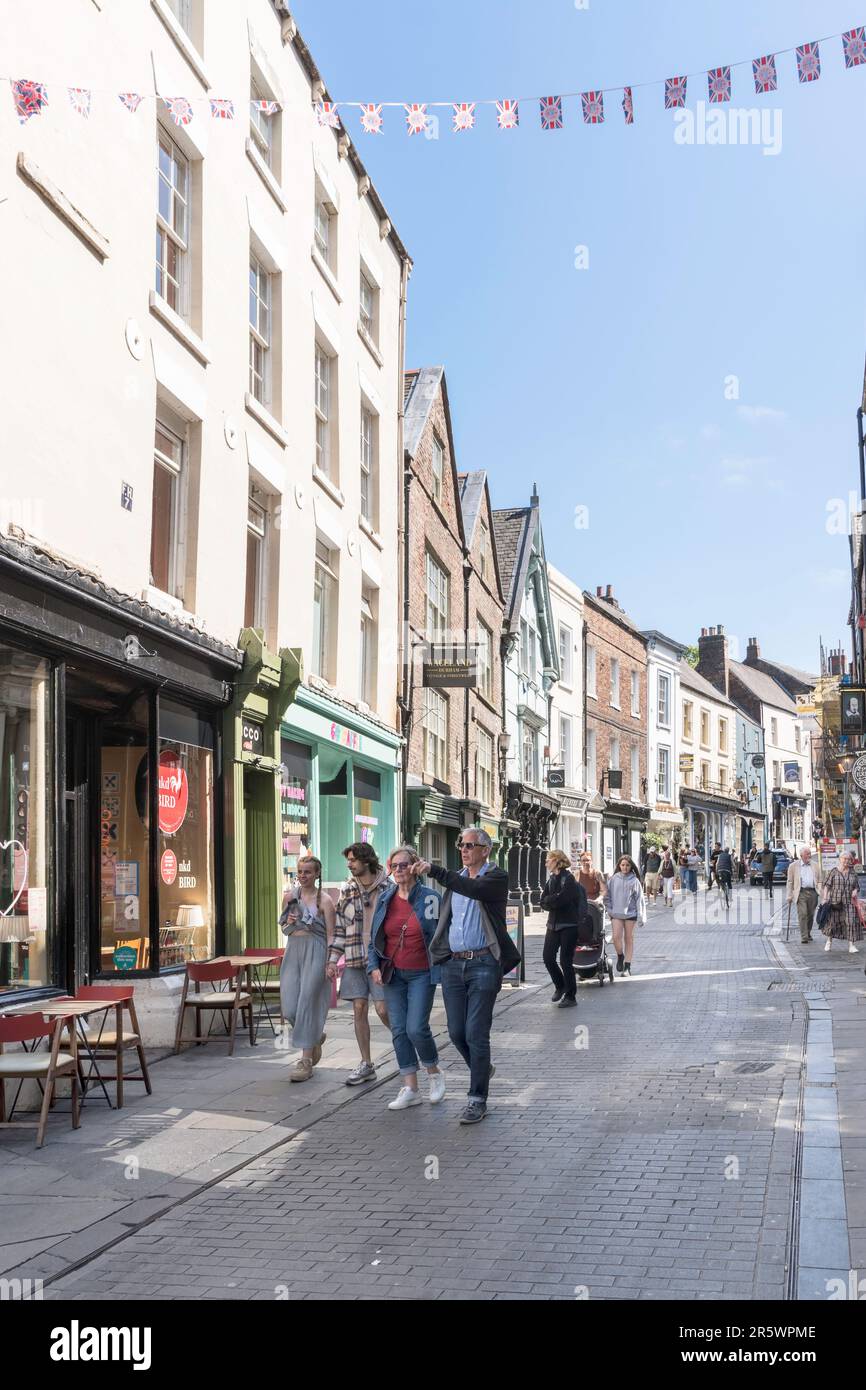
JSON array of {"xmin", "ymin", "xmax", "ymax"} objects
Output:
[
  {"xmin": 842, "ymin": 27, "xmax": 866, "ymax": 68},
  {"xmin": 163, "ymin": 96, "xmax": 193, "ymax": 126},
  {"xmin": 452, "ymin": 102, "xmax": 475, "ymax": 132},
  {"xmin": 360, "ymin": 103, "xmax": 383, "ymax": 134},
  {"xmin": 622, "ymin": 86, "xmax": 634, "ymax": 124},
  {"xmin": 752, "ymin": 55, "xmax": 778, "ymax": 93},
  {"xmin": 664, "ymin": 75, "xmax": 687, "ymax": 108},
  {"xmin": 209, "ymin": 98, "xmax": 235, "ymax": 119},
  {"xmin": 67, "ymin": 86, "xmax": 91, "ymax": 118},
  {"xmin": 796, "ymin": 42, "xmax": 821, "ymax": 83},
  {"xmin": 252, "ymin": 98, "xmax": 280, "ymax": 115},
  {"xmin": 496, "ymin": 99, "xmax": 519, "ymax": 129},
  {"xmin": 581, "ymin": 90, "xmax": 604, "ymax": 124},
  {"xmin": 707, "ymin": 66, "xmax": 731, "ymax": 103},
  {"xmin": 11, "ymin": 79, "xmax": 48, "ymax": 125},
  {"xmin": 316, "ymin": 102, "xmax": 341, "ymax": 129},
  {"xmin": 118, "ymin": 92, "xmax": 143, "ymax": 113},
  {"xmin": 539, "ymin": 95, "xmax": 563, "ymax": 130},
  {"xmin": 404, "ymin": 103, "xmax": 429, "ymax": 136}
]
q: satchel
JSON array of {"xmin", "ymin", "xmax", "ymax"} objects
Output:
[
  {"xmin": 378, "ymin": 956, "xmax": 395, "ymax": 986},
  {"xmin": 815, "ymin": 901, "xmax": 830, "ymax": 928}
]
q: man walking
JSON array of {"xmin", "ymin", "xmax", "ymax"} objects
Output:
[
  {"xmin": 419, "ymin": 830, "xmax": 520, "ymax": 1126},
  {"xmin": 644, "ymin": 845, "xmax": 662, "ymax": 905},
  {"xmin": 659, "ymin": 847, "xmax": 676, "ymax": 906},
  {"xmin": 760, "ymin": 845, "xmax": 777, "ymax": 899},
  {"xmin": 686, "ymin": 845, "xmax": 702, "ymax": 894},
  {"xmin": 786, "ymin": 846, "xmax": 823, "ymax": 943},
  {"xmin": 331, "ymin": 843, "xmax": 391, "ymax": 1085}
]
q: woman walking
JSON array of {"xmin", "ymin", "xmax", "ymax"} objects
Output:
[
  {"xmin": 604, "ymin": 854, "xmax": 646, "ymax": 976},
  {"xmin": 820, "ymin": 851, "xmax": 864, "ymax": 954},
  {"xmin": 279, "ymin": 854, "xmax": 336, "ymax": 1082},
  {"xmin": 577, "ymin": 851, "xmax": 606, "ymax": 942},
  {"xmin": 368, "ymin": 847, "xmax": 446, "ymax": 1110},
  {"xmin": 677, "ymin": 845, "xmax": 690, "ymax": 895},
  {"xmin": 659, "ymin": 846, "xmax": 676, "ymax": 906},
  {"xmin": 540, "ymin": 850, "xmax": 588, "ymax": 1008}
]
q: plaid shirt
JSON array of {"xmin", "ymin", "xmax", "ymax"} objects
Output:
[{"xmin": 330, "ymin": 869, "xmax": 388, "ymax": 968}]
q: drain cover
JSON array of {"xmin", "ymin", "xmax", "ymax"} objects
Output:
[{"xmin": 734, "ymin": 1062, "xmax": 774, "ymax": 1074}]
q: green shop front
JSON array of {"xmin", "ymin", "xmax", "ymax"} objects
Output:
[{"xmin": 280, "ymin": 686, "xmax": 401, "ymax": 894}]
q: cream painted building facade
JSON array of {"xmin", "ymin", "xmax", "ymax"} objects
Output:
[{"xmin": 547, "ymin": 565, "xmax": 589, "ymax": 866}]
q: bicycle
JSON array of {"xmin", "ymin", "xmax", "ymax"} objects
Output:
[{"xmin": 718, "ymin": 870, "xmax": 732, "ymax": 910}]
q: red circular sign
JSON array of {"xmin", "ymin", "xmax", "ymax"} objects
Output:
[
  {"xmin": 161, "ymin": 848, "xmax": 178, "ymax": 885},
  {"xmin": 158, "ymin": 751, "xmax": 188, "ymax": 835}
]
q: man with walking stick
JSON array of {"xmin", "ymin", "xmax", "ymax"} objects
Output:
[{"xmin": 786, "ymin": 846, "xmax": 823, "ymax": 944}]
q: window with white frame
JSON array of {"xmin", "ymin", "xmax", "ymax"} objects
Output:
[
  {"xmin": 477, "ymin": 727, "xmax": 494, "ymax": 808},
  {"xmin": 610, "ymin": 658, "xmax": 620, "ymax": 708},
  {"xmin": 156, "ymin": 129, "xmax": 189, "ymax": 317},
  {"xmin": 360, "ymin": 405, "xmax": 376, "ymax": 523},
  {"xmin": 312, "ymin": 538, "xmax": 337, "ymax": 680},
  {"xmin": 631, "ymin": 744, "xmax": 640, "ymax": 799},
  {"xmin": 431, "ymin": 434, "xmax": 445, "ymax": 506},
  {"xmin": 479, "ymin": 521, "xmax": 492, "ymax": 585},
  {"xmin": 425, "ymin": 552, "xmax": 449, "ymax": 642},
  {"xmin": 657, "ymin": 745, "xmax": 671, "ymax": 802},
  {"xmin": 477, "ymin": 619, "xmax": 493, "ymax": 700},
  {"xmin": 559, "ymin": 625, "xmax": 573, "ymax": 687},
  {"xmin": 773, "ymin": 760, "xmax": 781, "ymax": 788},
  {"xmin": 658, "ymin": 672, "xmax": 671, "ymax": 727},
  {"xmin": 360, "ymin": 589, "xmax": 376, "ymax": 705},
  {"xmin": 248, "ymin": 255, "xmax": 270, "ymax": 405},
  {"xmin": 244, "ymin": 489, "xmax": 267, "ymax": 629},
  {"xmin": 314, "ymin": 344, "xmax": 332, "ymax": 476},
  {"xmin": 151, "ymin": 411, "xmax": 187, "ymax": 599},
  {"xmin": 609, "ymin": 736, "xmax": 620, "ymax": 771},
  {"xmin": 586, "ymin": 728, "xmax": 597, "ymax": 789},
  {"xmin": 359, "ymin": 271, "xmax": 377, "ymax": 342},
  {"xmin": 522, "ymin": 724, "xmax": 539, "ymax": 785},
  {"xmin": 250, "ymin": 78, "xmax": 276, "ymax": 169},
  {"xmin": 701, "ymin": 760, "xmax": 710, "ymax": 790},
  {"xmin": 700, "ymin": 709, "xmax": 710, "ymax": 747},
  {"xmin": 770, "ymin": 717, "xmax": 778, "ymax": 743},
  {"xmin": 423, "ymin": 688, "xmax": 448, "ymax": 781},
  {"xmin": 166, "ymin": 0, "xmax": 192, "ymax": 34},
  {"xmin": 314, "ymin": 191, "xmax": 334, "ymax": 269},
  {"xmin": 794, "ymin": 725, "xmax": 801, "ymax": 752},
  {"xmin": 631, "ymin": 670, "xmax": 640, "ymax": 716},
  {"xmin": 718, "ymin": 717, "xmax": 729, "ymax": 754},
  {"xmin": 719, "ymin": 765, "xmax": 728, "ymax": 792},
  {"xmin": 559, "ymin": 714, "xmax": 573, "ymax": 784},
  {"xmin": 586, "ymin": 645, "xmax": 597, "ymax": 698},
  {"xmin": 682, "ymin": 700, "xmax": 693, "ymax": 741}
]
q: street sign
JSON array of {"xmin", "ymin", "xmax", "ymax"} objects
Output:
[
  {"xmin": 547, "ymin": 767, "xmax": 566, "ymax": 789},
  {"xmin": 852, "ymin": 753, "xmax": 866, "ymax": 791},
  {"xmin": 751, "ymin": 754, "xmax": 765, "ymax": 769}
]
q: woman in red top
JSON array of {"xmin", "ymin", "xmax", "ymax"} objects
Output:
[{"xmin": 368, "ymin": 847, "xmax": 445, "ymax": 1111}]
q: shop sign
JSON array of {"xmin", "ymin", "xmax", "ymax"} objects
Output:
[
  {"xmin": 852, "ymin": 754, "xmax": 866, "ymax": 792},
  {"xmin": 783, "ymin": 761, "xmax": 800, "ymax": 783},
  {"xmin": 158, "ymin": 751, "xmax": 188, "ymax": 835},
  {"xmin": 329, "ymin": 722, "xmax": 360, "ymax": 750},
  {"xmin": 480, "ymin": 820, "xmax": 500, "ymax": 842},
  {"xmin": 841, "ymin": 689, "xmax": 866, "ymax": 734},
  {"xmin": 161, "ymin": 849, "xmax": 178, "ymax": 885},
  {"xmin": 423, "ymin": 643, "xmax": 479, "ymax": 690},
  {"xmin": 678, "ymin": 754, "xmax": 694, "ymax": 771},
  {"xmin": 241, "ymin": 719, "xmax": 264, "ymax": 754},
  {"xmin": 547, "ymin": 767, "xmax": 566, "ymax": 789},
  {"xmin": 178, "ymin": 857, "xmax": 197, "ymax": 890},
  {"xmin": 113, "ymin": 946, "xmax": 138, "ymax": 971},
  {"xmin": 751, "ymin": 754, "xmax": 765, "ymax": 769}
]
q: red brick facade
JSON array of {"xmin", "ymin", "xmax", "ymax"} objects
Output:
[{"xmin": 583, "ymin": 589, "xmax": 648, "ymax": 805}]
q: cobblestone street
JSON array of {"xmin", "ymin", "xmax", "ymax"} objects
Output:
[{"xmin": 36, "ymin": 887, "xmax": 864, "ymax": 1303}]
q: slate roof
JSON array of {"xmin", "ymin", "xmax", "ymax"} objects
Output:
[
  {"xmin": 458, "ymin": 471, "xmax": 486, "ymax": 546},
  {"xmin": 583, "ymin": 590, "xmax": 646, "ymax": 641},
  {"xmin": 729, "ymin": 659, "xmax": 797, "ymax": 713},
  {"xmin": 491, "ymin": 507, "xmax": 532, "ymax": 620},
  {"xmin": 752, "ymin": 658, "xmax": 817, "ymax": 693},
  {"xmin": 403, "ymin": 366, "xmax": 444, "ymax": 459},
  {"xmin": 678, "ymin": 658, "xmax": 736, "ymax": 707}
]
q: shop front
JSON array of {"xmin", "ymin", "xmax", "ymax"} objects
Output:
[
  {"xmin": 0, "ymin": 536, "xmax": 241, "ymax": 1040},
  {"xmin": 601, "ymin": 798, "xmax": 651, "ymax": 877},
  {"xmin": 680, "ymin": 789, "xmax": 744, "ymax": 871},
  {"xmin": 280, "ymin": 685, "xmax": 401, "ymax": 894}
]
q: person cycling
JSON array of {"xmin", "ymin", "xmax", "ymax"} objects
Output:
[
  {"xmin": 707, "ymin": 842, "xmax": 722, "ymax": 890},
  {"xmin": 715, "ymin": 847, "xmax": 733, "ymax": 902}
]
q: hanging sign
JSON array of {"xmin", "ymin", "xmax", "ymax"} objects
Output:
[{"xmin": 158, "ymin": 751, "xmax": 188, "ymax": 835}]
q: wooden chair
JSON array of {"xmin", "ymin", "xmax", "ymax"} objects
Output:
[
  {"xmin": 174, "ymin": 960, "xmax": 253, "ymax": 1057},
  {"xmin": 74, "ymin": 985, "xmax": 152, "ymax": 1109},
  {"xmin": 0, "ymin": 1013, "xmax": 80, "ymax": 1148}
]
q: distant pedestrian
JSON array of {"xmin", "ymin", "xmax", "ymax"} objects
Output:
[
  {"xmin": 659, "ymin": 847, "xmax": 676, "ymax": 906},
  {"xmin": 707, "ymin": 842, "xmax": 722, "ymax": 890},
  {"xmin": 686, "ymin": 846, "xmax": 701, "ymax": 894},
  {"xmin": 760, "ymin": 846, "xmax": 777, "ymax": 899},
  {"xmin": 677, "ymin": 846, "xmax": 689, "ymax": 894},
  {"xmin": 786, "ymin": 847, "xmax": 823, "ymax": 944},
  {"xmin": 820, "ymin": 852, "xmax": 864, "ymax": 953},
  {"xmin": 604, "ymin": 854, "xmax": 646, "ymax": 977},
  {"xmin": 368, "ymin": 847, "xmax": 445, "ymax": 1110},
  {"xmin": 578, "ymin": 851, "xmax": 607, "ymax": 940},
  {"xmin": 419, "ymin": 829, "xmax": 520, "ymax": 1125},
  {"xmin": 715, "ymin": 846, "xmax": 733, "ymax": 898},
  {"xmin": 540, "ymin": 850, "xmax": 588, "ymax": 1008},
  {"xmin": 333, "ymin": 843, "xmax": 391, "ymax": 1087},
  {"xmin": 279, "ymin": 854, "xmax": 336, "ymax": 1083},
  {"xmin": 644, "ymin": 846, "xmax": 662, "ymax": 904}
]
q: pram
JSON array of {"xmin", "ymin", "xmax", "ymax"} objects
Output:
[{"xmin": 572, "ymin": 900, "xmax": 615, "ymax": 986}]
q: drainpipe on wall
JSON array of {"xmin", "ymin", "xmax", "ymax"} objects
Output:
[
  {"xmin": 396, "ymin": 255, "xmax": 411, "ymax": 841},
  {"xmin": 463, "ymin": 556, "xmax": 471, "ymax": 805}
]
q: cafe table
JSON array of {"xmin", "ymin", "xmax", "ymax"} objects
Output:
[
  {"xmin": 214, "ymin": 953, "xmax": 284, "ymax": 1043},
  {"xmin": 34, "ymin": 999, "xmax": 117, "ymax": 1108}
]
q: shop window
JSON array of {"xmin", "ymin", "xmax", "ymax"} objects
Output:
[
  {"xmin": 280, "ymin": 738, "xmax": 312, "ymax": 896},
  {"xmin": 99, "ymin": 696, "xmax": 151, "ymax": 975},
  {"xmin": 156, "ymin": 700, "xmax": 216, "ymax": 968},
  {"xmin": 353, "ymin": 764, "xmax": 381, "ymax": 850},
  {"xmin": 0, "ymin": 648, "xmax": 51, "ymax": 993}
]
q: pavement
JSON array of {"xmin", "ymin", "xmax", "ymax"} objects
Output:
[{"xmin": 1, "ymin": 885, "xmax": 865, "ymax": 1301}]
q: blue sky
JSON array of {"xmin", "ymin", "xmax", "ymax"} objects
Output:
[{"xmin": 293, "ymin": 0, "xmax": 866, "ymax": 672}]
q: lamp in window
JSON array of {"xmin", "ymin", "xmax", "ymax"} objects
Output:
[{"xmin": 175, "ymin": 903, "xmax": 206, "ymax": 943}]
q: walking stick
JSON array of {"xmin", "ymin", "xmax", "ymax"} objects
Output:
[{"xmin": 784, "ymin": 899, "xmax": 792, "ymax": 942}]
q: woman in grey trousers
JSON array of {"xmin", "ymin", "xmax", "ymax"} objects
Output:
[{"xmin": 279, "ymin": 854, "xmax": 336, "ymax": 1082}]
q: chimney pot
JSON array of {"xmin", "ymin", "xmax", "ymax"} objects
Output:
[
  {"xmin": 605, "ymin": 584, "xmax": 613, "ymax": 599},
  {"xmin": 596, "ymin": 586, "xmax": 603, "ymax": 597},
  {"xmin": 701, "ymin": 628, "xmax": 708, "ymax": 638}
]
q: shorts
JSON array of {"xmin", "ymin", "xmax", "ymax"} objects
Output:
[
  {"xmin": 339, "ymin": 965, "xmax": 386, "ymax": 1003},
  {"xmin": 645, "ymin": 872, "xmax": 659, "ymax": 894}
]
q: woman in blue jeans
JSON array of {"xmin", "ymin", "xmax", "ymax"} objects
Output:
[{"xmin": 368, "ymin": 847, "xmax": 445, "ymax": 1111}]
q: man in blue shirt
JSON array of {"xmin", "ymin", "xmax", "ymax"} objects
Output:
[{"xmin": 421, "ymin": 829, "xmax": 519, "ymax": 1125}]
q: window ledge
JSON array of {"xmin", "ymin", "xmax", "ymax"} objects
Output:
[
  {"xmin": 313, "ymin": 466, "xmax": 345, "ymax": 507},
  {"xmin": 311, "ymin": 245, "xmax": 342, "ymax": 303},
  {"xmin": 17, "ymin": 153, "xmax": 110, "ymax": 261},
  {"xmin": 245, "ymin": 392, "xmax": 288, "ymax": 447},
  {"xmin": 357, "ymin": 323, "xmax": 383, "ymax": 367},
  {"xmin": 150, "ymin": 0, "xmax": 211, "ymax": 88},
  {"xmin": 358, "ymin": 514, "xmax": 383, "ymax": 548},
  {"xmin": 245, "ymin": 138, "xmax": 286, "ymax": 211},
  {"xmin": 141, "ymin": 585, "xmax": 183, "ymax": 615},
  {"xmin": 149, "ymin": 291, "xmax": 209, "ymax": 365}
]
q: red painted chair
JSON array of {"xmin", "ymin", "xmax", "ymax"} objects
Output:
[
  {"xmin": 0, "ymin": 1013, "xmax": 80, "ymax": 1147},
  {"xmin": 74, "ymin": 985, "xmax": 152, "ymax": 1109},
  {"xmin": 174, "ymin": 960, "xmax": 253, "ymax": 1056}
]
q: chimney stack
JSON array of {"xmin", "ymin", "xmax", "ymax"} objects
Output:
[
  {"xmin": 697, "ymin": 625, "xmax": 730, "ymax": 699},
  {"xmin": 596, "ymin": 586, "xmax": 603, "ymax": 597},
  {"xmin": 746, "ymin": 638, "xmax": 760, "ymax": 665},
  {"xmin": 828, "ymin": 647, "xmax": 848, "ymax": 677},
  {"xmin": 605, "ymin": 584, "xmax": 613, "ymax": 600}
]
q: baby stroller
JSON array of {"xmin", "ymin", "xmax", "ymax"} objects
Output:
[{"xmin": 573, "ymin": 900, "xmax": 615, "ymax": 986}]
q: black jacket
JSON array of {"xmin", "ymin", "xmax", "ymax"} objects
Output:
[
  {"xmin": 539, "ymin": 870, "xmax": 587, "ymax": 931},
  {"xmin": 427, "ymin": 862, "xmax": 521, "ymax": 972}
]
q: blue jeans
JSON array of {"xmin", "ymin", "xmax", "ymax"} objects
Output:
[
  {"xmin": 384, "ymin": 968, "xmax": 439, "ymax": 1075},
  {"xmin": 441, "ymin": 954, "xmax": 503, "ymax": 1104}
]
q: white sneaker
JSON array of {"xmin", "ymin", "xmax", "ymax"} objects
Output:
[
  {"xmin": 825, "ymin": 939, "xmax": 832, "ymax": 952},
  {"xmin": 428, "ymin": 1070, "xmax": 446, "ymax": 1104},
  {"xmin": 849, "ymin": 943, "xmax": 859, "ymax": 954},
  {"xmin": 388, "ymin": 1085, "xmax": 422, "ymax": 1111}
]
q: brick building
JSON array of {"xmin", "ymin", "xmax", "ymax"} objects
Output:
[
  {"xmin": 583, "ymin": 585, "xmax": 650, "ymax": 873},
  {"xmin": 401, "ymin": 368, "xmax": 505, "ymax": 863}
]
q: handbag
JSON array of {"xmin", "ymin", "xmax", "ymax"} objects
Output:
[{"xmin": 815, "ymin": 901, "xmax": 830, "ymax": 928}]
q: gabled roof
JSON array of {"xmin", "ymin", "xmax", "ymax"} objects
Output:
[
  {"xmin": 678, "ymin": 659, "xmax": 736, "ymax": 707},
  {"xmin": 403, "ymin": 366, "xmax": 444, "ymax": 459},
  {"xmin": 459, "ymin": 471, "xmax": 504, "ymax": 606},
  {"xmin": 492, "ymin": 506, "xmax": 532, "ymax": 621},
  {"xmin": 642, "ymin": 629, "xmax": 690, "ymax": 656},
  {"xmin": 730, "ymin": 660, "xmax": 797, "ymax": 713},
  {"xmin": 752, "ymin": 657, "xmax": 817, "ymax": 693}
]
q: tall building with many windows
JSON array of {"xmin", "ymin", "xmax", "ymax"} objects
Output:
[
  {"xmin": 0, "ymin": 1, "xmax": 409, "ymax": 1037},
  {"xmin": 548, "ymin": 566, "xmax": 589, "ymax": 865}
]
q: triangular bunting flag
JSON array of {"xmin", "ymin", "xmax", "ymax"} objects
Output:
[
  {"xmin": 707, "ymin": 66, "xmax": 731, "ymax": 103},
  {"xmin": 452, "ymin": 102, "xmax": 476, "ymax": 132},
  {"xmin": 11, "ymin": 79, "xmax": 48, "ymax": 125},
  {"xmin": 496, "ymin": 99, "xmax": 519, "ymax": 129},
  {"xmin": 209, "ymin": 98, "xmax": 235, "ymax": 119},
  {"xmin": 664, "ymin": 75, "xmax": 687, "ymax": 108},
  {"xmin": 252, "ymin": 98, "xmax": 280, "ymax": 115},
  {"xmin": 842, "ymin": 28, "xmax": 866, "ymax": 68},
  {"xmin": 752, "ymin": 55, "xmax": 778, "ymax": 93},
  {"xmin": 581, "ymin": 90, "xmax": 604, "ymax": 124},
  {"xmin": 359, "ymin": 103, "xmax": 383, "ymax": 134},
  {"xmin": 118, "ymin": 92, "xmax": 143, "ymax": 113},
  {"xmin": 67, "ymin": 87, "xmax": 91, "ymax": 118},
  {"xmin": 540, "ymin": 95, "xmax": 563, "ymax": 129},
  {"xmin": 796, "ymin": 42, "xmax": 821, "ymax": 83},
  {"xmin": 622, "ymin": 87, "xmax": 634, "ymax": 124}
]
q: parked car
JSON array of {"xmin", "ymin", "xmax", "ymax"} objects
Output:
[{"xmin": 749, "ymin": 848, "xmax": 792, "ymax": 885}]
